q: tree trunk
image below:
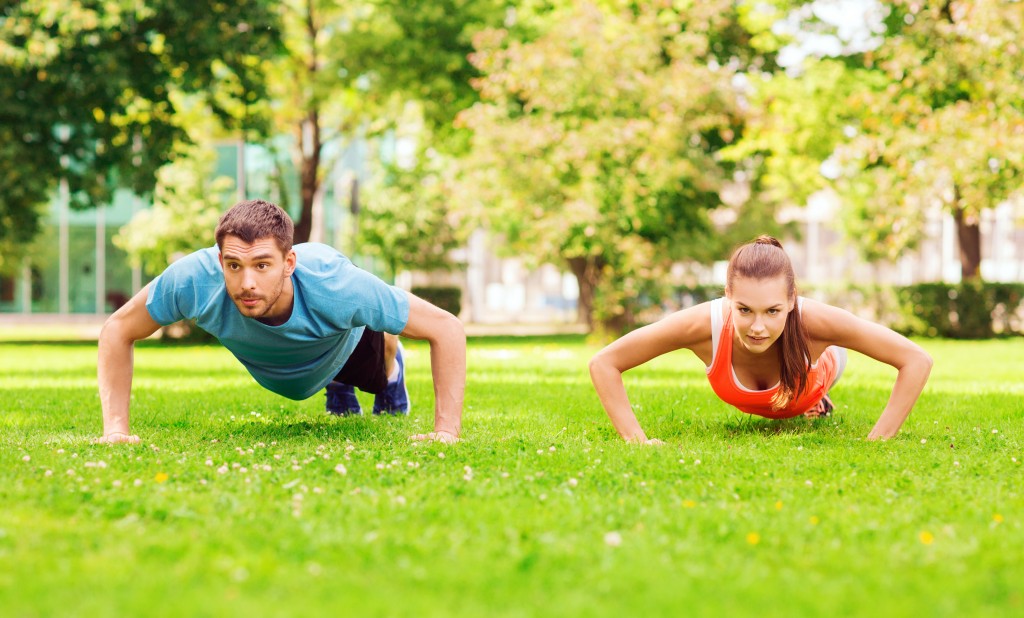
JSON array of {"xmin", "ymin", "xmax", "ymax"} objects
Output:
[
  {"xmin": 952, "ymin": 199, "xmax": 981, "ymax": 281},
  {"xmin": 293, "ymin": 3, "xmax": 322, "ymax": 244},
  {"xmin": 567, "ymin": 256, "xmax": 602, "ymax": 331}
]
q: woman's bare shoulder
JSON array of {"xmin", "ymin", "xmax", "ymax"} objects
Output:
[
  {"xmin": 652, "ymin": 300, "xmax": 715, "ymax": 348},
  {"xmin": 800, "ymin": 297, "xmax": 868, "ymax": 341}
]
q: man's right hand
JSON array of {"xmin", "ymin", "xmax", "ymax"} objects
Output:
[{"xmin": 92, "ymin": 432, "xmax": 141, "ymax": 445}]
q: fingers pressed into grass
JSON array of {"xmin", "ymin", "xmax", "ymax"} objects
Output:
[
  {"xmin": 409, "ymin": 431, "xmax": 460, "ymax": 444},
  {"xmin": 92, "ymin": 432, "xmax": 142, "ymax": 445}
]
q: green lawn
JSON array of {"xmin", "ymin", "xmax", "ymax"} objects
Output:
[{"xmin": 1, "ymin": 336, "xmax": 1021, "ymax": 617}]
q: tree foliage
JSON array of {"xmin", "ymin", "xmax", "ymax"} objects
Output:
[
  {"xmin": 113, "ymin": 142, "xmax": 234, "ymax": 277},
  {"xmin": 357, "ymin": 149, "xmax": 468, "ymax": 280},
  {"xmin": 732, "ymin": 0, "xmax": 1024, "ymax": 280},
  {"xmin": 836, "ymin": 0, "xmax": 1024, "ymax": 279},
  {"xmin": 0, "ymin": 0, "xmax": 280, "ymax": 267},
  {"xmin": 455, "ymin": 0, "xmax": 754, "ymax": 330},
  {"xmin": 255, "ymin": 0, "xmax": 508, "ymax": 245}
]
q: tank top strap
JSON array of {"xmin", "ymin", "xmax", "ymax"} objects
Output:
[{"xmin": 709, "ymin": 297, "xmax": 726, "ymax": 369}]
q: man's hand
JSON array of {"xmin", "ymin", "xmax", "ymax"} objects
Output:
[
  {"xmin": 410, "ymin": 431, "xmax": 460, "ymax": 444},
  {"xmin": 92, "ymin": 432, "xmax": 141, "ymax": 445}
]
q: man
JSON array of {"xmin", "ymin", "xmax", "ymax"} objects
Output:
[{"xmin": 95, "ymin": 199, "xmax": 465, "ymax": 444}]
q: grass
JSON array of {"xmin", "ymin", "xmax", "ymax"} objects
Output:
[{"xmin": 0, "ymin": 335, "xmax": 1021, "ymax": 617}]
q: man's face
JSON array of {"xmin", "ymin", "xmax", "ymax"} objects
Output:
[{"xmin": 218, "ymin": 235, "xmax": 296, "ymax": 323}]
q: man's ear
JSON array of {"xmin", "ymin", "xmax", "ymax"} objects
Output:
[{"xmin": 284, "ymin": 249, "xmax": 297, "ymax": 276}]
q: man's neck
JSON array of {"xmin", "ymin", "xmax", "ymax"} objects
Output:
[{"xmin": 257, "ymin": 278, "xmax": 295, "ymax": 326}]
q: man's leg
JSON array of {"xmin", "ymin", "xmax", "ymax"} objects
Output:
[
  {"xmin": 383, "ymin": 332, "xmax": 398, "ymax": 378},
  {"xmin": 326, "ymin": 328, "xmax": 390, "ymax": 416},
  {"xmin": 373, "ymin": 334, "xmax": 410, "ymax": 415}
]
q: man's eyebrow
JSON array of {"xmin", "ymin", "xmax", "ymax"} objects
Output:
[{"xmin": 222, "ymin": 252, "xmax": 275, "ymax": 261}]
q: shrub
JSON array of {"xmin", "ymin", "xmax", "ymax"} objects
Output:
[
  {"xmin": 896, "ymin": 282, "xmax": 1024, "ymax": 338},
  {"xmin": 412, "ymin": 286, "xmax": 462, "ymax": 318}
]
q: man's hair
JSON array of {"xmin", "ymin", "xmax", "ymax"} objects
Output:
[{"xmin": 215, "ymin": 199, "xmax": 294, "ymax": 255}]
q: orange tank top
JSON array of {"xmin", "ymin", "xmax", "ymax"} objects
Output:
[{"xmin": 705, "ymin": 298, "xmax": 840, "ymax": 419}]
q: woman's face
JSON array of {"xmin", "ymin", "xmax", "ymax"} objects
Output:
[{"xmin": 727, "ymin": 275, "xmax": 794, "ymax": 354}]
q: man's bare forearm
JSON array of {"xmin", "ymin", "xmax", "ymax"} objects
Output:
[
  {"xmin": 98, "ymin": 322, "xmax": 137, "ymax": 436},
  {"xmin": 95, "ymin": 284, "xmax": 159, "ymax": 442},
  {"xmin": 428, "ymin": 316, "xmax": 466, "ymax": 436}
]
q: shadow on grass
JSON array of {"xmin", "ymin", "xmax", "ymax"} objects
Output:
[
  {"xmin": 182, "ymin": 416, "xmax": 419, "ymax": 445},
  {"xmin": 718, "ymin": 413, "xmax": 833, "ymax": 437}
]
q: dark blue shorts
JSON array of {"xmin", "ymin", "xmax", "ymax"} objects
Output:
[{"xmin": 331, "ymin": 328, "xmax": 388, "ymax": 394}]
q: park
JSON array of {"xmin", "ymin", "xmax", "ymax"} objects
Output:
[{"xmin": 2, "ymin": 1, "xmax": 1024, "ymax": 616}]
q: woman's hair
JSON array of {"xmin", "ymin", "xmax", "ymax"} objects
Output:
[
  {"xmin": 215, "ymin": 199, "xmax": 294, "ymax": 255},
  {"xmin": 725, "ymin": 235, "xmax": 810, "ymax": 410}
]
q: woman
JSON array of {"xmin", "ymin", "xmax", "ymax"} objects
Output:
[{"xmin": 589, "ymin": 236, "xmax": 933, "ymax": 443}]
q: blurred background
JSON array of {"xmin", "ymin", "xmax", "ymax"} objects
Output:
[{"xmin": 1, "ymin": 0, "xmax": 1022, "ymax": 337}]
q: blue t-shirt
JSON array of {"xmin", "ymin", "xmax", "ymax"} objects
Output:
[{"xmin": 145, "ymin": 243, "xmax": 410, "ymax": 400}]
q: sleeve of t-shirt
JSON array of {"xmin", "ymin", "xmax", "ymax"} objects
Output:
[
  {"xmin": 300, "ymin": 245, "xmax": 411, "ymax": 335},
  {"xmin": 341, "ymin": 266, "xmax": 410, "ymax": 335},
  {"xmin": 145, "ymin": 250, "xmax": 212, "ymax": 326}
]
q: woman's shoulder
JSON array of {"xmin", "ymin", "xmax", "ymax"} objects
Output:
[
  {"xmin": 799, "ymin": 296, "xmax": 862, "ymax": 338},
  {"xmin": 656, "ymin": 299, "xmax": 716, "ymax": 343}
]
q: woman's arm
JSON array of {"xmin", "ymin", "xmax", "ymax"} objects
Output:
[
  {"xmin": 589, "ymin": 302, "xmax": 713, "ymax": 442},
  {"xmin": 803, "ymin": 300, "xmax": 933, "ymax": 440}
]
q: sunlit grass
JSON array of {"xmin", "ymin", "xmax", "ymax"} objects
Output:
[{"xmin": 1, "ymin": 336, "xmax": 1021, "ymax": 617}]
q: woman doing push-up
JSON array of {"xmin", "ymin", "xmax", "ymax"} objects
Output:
[{"xmin": 589, "ymin": 236, "xmax": 933, "ymax": 443}]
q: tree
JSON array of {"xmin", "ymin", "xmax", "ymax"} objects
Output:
[
  {"xmin": 454, "ymin": 0, "xmax": 751, "ymax": 331},
  {"xmin": 357, "ymin": 150, "xmax": 467, "ymax": 280},
  {"xmin": 835, "ymin": 0, "xmax": 1024, "ymax": 279},
  {"xmin": 733, "ymin": 0, "xmax": 1024, "ymax": 280},
  {"xmin": 113, "ymin": 143, "xmax": 234, "ymax": 277},
  {"xmin": 0, "ymin": 0, "xmax": 280, "ymax": 268},
  {"xmin": 257, "ymin": 0, "xmax": 508, "ymax": 245}
]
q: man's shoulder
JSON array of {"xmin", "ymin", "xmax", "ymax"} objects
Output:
[
  {"xmin": 168, "ymin": 246, "xmax": 220, "ymax": 270},
  {"xmin": 294, "ymin": 243, "xmax": 351, "ymax": 268}
]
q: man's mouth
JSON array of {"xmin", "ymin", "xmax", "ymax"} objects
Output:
[{"xmin": 239, "ymin": 296, "xmax": 261, "ymax": 307}]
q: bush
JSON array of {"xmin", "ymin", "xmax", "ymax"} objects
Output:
[
  {"xmin": 684, "ymin": 281, "xmax": 1024, "ymax": 339},
  {"xmin": 896, "ymin": 282, "xmax": 1024, "ymax": 338},
  {"xmin": 412, "ymin": 286, "xmax": 462, "ymax": 318}
]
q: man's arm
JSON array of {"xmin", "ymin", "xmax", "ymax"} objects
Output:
[
  {"xmin": 95, "ymin": 284, "xmax": 162, "ymax": 444},
  {"xmin": 399, "ymin": 293, "xmax": 466, "ymax": 442}
]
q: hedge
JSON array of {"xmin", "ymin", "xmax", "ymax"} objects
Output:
[
  {"xmin": 674, "ymin": 282, "xmax": 1024, "ymax": 339},
  {"xmin": 412, "ymin": 286, "xmax": 462, "ymax": 318}
]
